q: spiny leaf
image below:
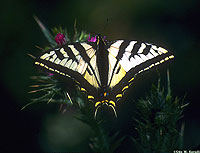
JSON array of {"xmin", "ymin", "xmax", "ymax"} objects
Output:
[
  {"xmin": 166, "ymin": 69, "xmax": 171, "ymax": 101},
  {"xmin": 29, "ymin": 84, "xmax": 54, "ymax": 88},
  {"xmin": 132, "ymin": 71, "xmax": 188, "ymax": 153},
  {"xmin": 179, "ymin": 122, "xmax": 185, "ymax": 149},
  {"xmin": 28, "ymin": 85, "xmax": 56, "ymax": 93},
  {"xmin": 73, "ymin": 19, "xmax": 78, "ymax": 42},
  {"xmin": 110, "ymin": 132, "xmax": 126, "ymax": 153},
  {"xmin": 33, "ymin": 15, "xmax": 56, "ymax": 46},
  {"xmin": 22, "ymin": 91, "xmax": 53, "ymax": 110}
]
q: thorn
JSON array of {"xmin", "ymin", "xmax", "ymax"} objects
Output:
[
  {"xmin": 33, "ymin": 15, "xmax": 46, "ymax": 31},
  {"xmin": 21, "ymin": 106, "xmax": 26, "ymax": 110},
  {"xmin": 30, "ymin": 76, "xmax": 37, "ymax": 79},
  {"xmin": 89, "ymin": 143, "xmax": 94, "ymax": 150},
  {"xmin": 73, "ymin": 19, "xmax": 77, "ymax": 42},
  {"xmin": 109, "ymin": 105, "xmax": 118, "ymax": 118},
  {"xmin": 29, "ymin": 84, "xmax": 54, "ymax": 88},
  {"xmin": 47, "ymin": 92, "xmax": 56, "ymax": 104},
  {"xmin": 47, "ymin": 97, "xmax": 53, "ymax": 104},
  {"xmin": 77, "ymin": 101, "xmax": 81, "ymax": 108},
  {"xmin": 74, "ymin": 18, "xmax": 77, "ymax": 33},
  {"xmin": 61, "ymin": 107, "xmax": 67, "ymax": 114},
  {"xmin": 66, "ymin": 92, "xmax": 73, "ymax": 104},
  {"xmin": 181, "ymin": 103, "xmax": 189, "ymax": 108},
  {"xmin": 28, "ymin": 86, "xmax": 55, "ymax": 93},
  {"xmin": 27, "ymin": 53, "xmax": 36, "ymax": 59},
  {"xmin": 35, "ymin": 45, "xmax": 45, "ymax": 51},
  {"xmin": 28, "ymin": 90, "xmax": 38, "ymax": 93},
  {"xmin": 59, "ymin": 104, "xmax": 63, "ymax": 111},
  {"xmin": 29, "ymin": 85, "xmax": 40, "ymax": 88},
  {"xmin": 21, "ymin": 100, "xmax": 38, "ymax": 110},
  {"xmin": 60, "ymin": 105, "xmax": 67, "ymax": 114}
]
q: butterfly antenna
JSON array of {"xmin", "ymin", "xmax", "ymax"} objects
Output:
[
  {"xmin": 109, "ymin": 105, "xmax": 118, "ymax": 118},
  {"xmin": 94, "ymin": 105, "xmax": 101, "ymax": 119},
  {"xmin": 101, "ymin": 18, "xmax": 110, "ymax": 35},
  {"xmin": 95, "ymin": 18, "xmax": 110, "ymax": 36}
]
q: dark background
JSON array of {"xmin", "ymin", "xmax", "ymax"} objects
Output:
[{"xmin": 1, "ymin": 0, "xmax": 200, "ymax": 152}]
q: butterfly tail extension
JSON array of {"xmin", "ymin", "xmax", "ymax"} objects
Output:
[
  {"xmin": 94, "ymin": 104, "xmax": 101, "ymax": 119},
  {"xmin": 109, "ymin": 105, "xmax": 117, "ymax": 118}
]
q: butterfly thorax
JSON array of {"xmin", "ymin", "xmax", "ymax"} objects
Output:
[{"xmin": 96, "ymin": 35, "xmax": 109, "ymax": 87}]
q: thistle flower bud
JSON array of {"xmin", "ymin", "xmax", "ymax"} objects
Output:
[
  {"xmin": 47, "ymin": 73, "xmax": 54, "ymax": 76},
  {"xmin": 55, "ymin": 33, "xmax": 66, "ymax": 46}
]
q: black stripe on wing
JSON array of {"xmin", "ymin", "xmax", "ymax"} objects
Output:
[
  {"xmin": 107, "ymin": 40, "xmax": 174, "ymax": 101},
  {"xmin": 35, "ymin": 58, "xmax": 96, "ymax": 91},
  {"xmin": 74, "ymin": 43, "xmax": 90, "ymax": 63},
  {"xmin": 73, "ymin": 43, "xmax": 101, "ymax": 86},
  {"xmin": 142, "ymin": 44, "xmax": 152, "ymax": 55},
  {"xmin": 129, "ymin": 41, "xmax": 142, "ymax": 59},
  {"xmin": 107, "ymin": 40, "xmax": 131, "ymax": 86},
  {"xmin": 34, "ymin": 42, "xmax": 99, "ymax": 91},
  {"xmin": 63, "ymin": 46, "xmax": 77, "ymax": 62},
  {"xmin": 111, "ymin": 52, "xmax": 174, "ymax": 102},
  {"xmin": 116, "ymin": 40, "xmax": 131, "ymax": 60}
]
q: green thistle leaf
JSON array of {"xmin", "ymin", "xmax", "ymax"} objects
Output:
[
  {"xmin": 33, "ymin": 15, "xmax": 57, "ymax": 46},
  {"xmin": 132, "ymin": 71, "xmax": 188, "ymax": 153}
]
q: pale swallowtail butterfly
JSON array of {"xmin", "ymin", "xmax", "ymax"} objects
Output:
[{"xmin": 35, "ymin": 35, "xmax": 174, "ymax": 117}]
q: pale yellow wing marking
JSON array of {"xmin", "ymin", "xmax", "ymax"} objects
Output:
[
  {"xmin": 38, "ymin": 43, "xmax": 100, "ymax": 88},
  {"xmin": 107, "ymin": 40, "xmax": 173, "ymax": 96},
  {"xmin": 79, "ymin": 43, "xmax": 101, "ymax": 88},
  {"xmin": 40, "ymin": 51, "xmax": 55, "ymax": 60},
  {"xmin": 107, "ymin": 40, "xmax": 123, "ymax": 57},
  {"xmin": 109, "ymin": 41, "xmax": 171, "ymax": 73},
  {"xmin": 68, "ymin": 44, "xmax": 101, "ymax": 88},
  {"xmin": 83, "ymin": 52, "xmax": 100, "ymax": 88},
  {"xmin": 108, "ymin": 53, "xmax": 126, "ymax": 88}
]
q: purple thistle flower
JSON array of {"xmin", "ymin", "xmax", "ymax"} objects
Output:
[
  {"xmin": 103, "ymin": 36, "xmax": 106, "ymax": 41},
  {"xmin": 87, "ymin": 33, "xmax": 97, "ymax": 42},
  {"xmin": 55, "ymin": 33, "xmax": 66, "ymax": 46},
  {"xmin": 87, "ymin": 33, "xmax": 107, "ymax": 42},
  {"xmin": 47, "ymin": 73, "xmax": 54, "ymax": 76}
]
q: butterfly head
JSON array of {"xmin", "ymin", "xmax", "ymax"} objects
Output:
[{"xmin": 96, "ymin": 35, "xmax": 107, "ymax": 46}]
